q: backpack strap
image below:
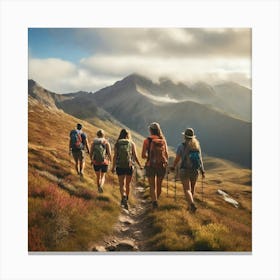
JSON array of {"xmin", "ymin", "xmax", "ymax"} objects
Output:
[
  {"xmin": 181, "ymin": 142, "xmax": 190, "ymax": 169},
  {"xmin": 147, "ymin": 137, "xmax": 153, "ymax": 161}
]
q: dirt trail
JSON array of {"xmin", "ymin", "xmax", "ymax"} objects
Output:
[{"xmin": 91, "ymin": 170, "xmax": 151, "ymax": 252}]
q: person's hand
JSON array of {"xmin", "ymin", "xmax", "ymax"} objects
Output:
[
  {"xmin": 201, "ymin": 171, "xmax": 206, "ymax": 179},
  {"xmin": 111, "ymin": 168, "xmax": 115, "ymax": 174}
]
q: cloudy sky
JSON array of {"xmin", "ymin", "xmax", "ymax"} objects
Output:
[{"xmin": 28, "ymin": 28, "xmax": 251, "ymax": 94}]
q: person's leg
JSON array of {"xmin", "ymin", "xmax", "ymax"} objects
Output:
[
  {"xmin": 182, "ymin": 178, "xmax": 197, "ymax": 212},
  {"xmin": 156, "ymin": 176, "xmax": 164, "ymax": 199},
  {"xmin": 74, "ymin": 159, "xmax": 79, "ymax": 174},
  {"xmin": 72, "ymin": 152, "xmax": 79, "ymax": 174},
  {"xmin": 95, "ymin": 170, "xmax": 103, "ymax": 193},
  {"xmin": 124, "ymin": 175, "xmax": 132, "ymax": 198},
  {"xmin": 99, "ymin": 165, "xmax": 108, "ymax": 189},
  {"xmin": 100, "ymin": 172, "xmax": 106, "ymax": 187},
  {"xmin": 79, "ymin": 151, "xmax": 85, "ymax": 175},
  {"xmin": 118, "ymin": 175, "xmax": 126, "ymax": 203},
  {"xmin": 95, "ymin": 170, "xmax": 101, "ymax": 186},
  {"xmin": 182, "ymin": 178, "xmax": 194, "ymax": 203},
  {"xmin": 190, "ymin": 170, "xmax": 198, "ymax": 197},
  {"xmin": 148, "ymin": 176, "xmax": 156, "ymax": 202},
  {"xmin": 191, "ymin": 179, "xmax": 196, "ymax": 197}
]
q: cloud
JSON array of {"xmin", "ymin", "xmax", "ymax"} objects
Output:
[
  {"xmin": 69, "ymin": 28, "xmax": 251, "ymax": 58},
  {"xmin": 28, "ymin": 57, "xmax": 116, "ymax": 93},
  {"xmin": 80, "ymin": 54, "xmax": 251, "ymax": 87},
  {"xmin": 28, "ymin": 28, "xmax": 252, "ymax": 92}
]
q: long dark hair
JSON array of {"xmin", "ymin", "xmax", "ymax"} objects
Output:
[{"xmin": 117, "ymin": 128, "xmax": 131, "ymax": 141}]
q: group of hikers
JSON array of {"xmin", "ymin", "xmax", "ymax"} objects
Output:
[{"xmin": 69, "ymin": 122, "xmax": 205, "ymax": 212}]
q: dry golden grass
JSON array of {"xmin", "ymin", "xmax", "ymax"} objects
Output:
[
  {"xmin": 28, "ymin": 100, "xmax": 134, "ymax": 251},
  {"xmin": 29, "ymin": 97, "xmax": 251, "ymax": 252},
  {"xmin": 141, "ymin": 156, "xmax": 252, "ymax": 252}
]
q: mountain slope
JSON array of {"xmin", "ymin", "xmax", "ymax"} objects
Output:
[
  {"xmin": 89, "ymin": 74, "xmax": 251, "ymax": 167},
  {"xmin": 159, "ymin": 101, "xmax": 251, "ymax": 167},
  {"xmin": 214, "ymin": 82, "xmax": 252, "ymax": 121},
  {"xmin": 28, "ymin": 80, "xmax": 251, "ymax": 252}
]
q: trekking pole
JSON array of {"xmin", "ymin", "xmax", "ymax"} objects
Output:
[
  {"xmin": 133, "ymin": 165, "xmax": 137, "ymax": 196},
  {"xmin": 201, "ymin": 176, "xmax": 204, "ymax": 203},
  {"xmin": 174, "ymin": 172, "xmax": 177, "ymax": 201},
  {"xmin": 166, "ymin": 167, "xmax": 169, "ymax": 197}
]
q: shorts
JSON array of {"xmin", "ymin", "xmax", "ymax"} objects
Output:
[
  {"xmin": 145, "ymin": 166, "xmax": 166, "ymax": 178},
  {"xmin": 72, "ymin": 150, "xmax": 85, "ymax": 162},
  {"xmin": 179, "ymin": 168, "xmax": 198, "ymax": 182},
  {"xmin": 116, "ymin": 166, "xmax": 133, "ymax": 176},
  {"xmin": 93, "ymin": 164, "xmax": 108, "ymax": 173}
]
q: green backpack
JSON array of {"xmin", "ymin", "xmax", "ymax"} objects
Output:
[
  {"xmin": 116, "ymin": 139, "xmax": 132, "ymax": 168},
  {"xmin": 93, "ymin": 139, "xmax": 107, "ymax": 163}
]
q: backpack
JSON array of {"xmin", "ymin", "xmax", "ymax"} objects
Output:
[
  {"xmin": 92, "ymin": 139, "xmax": 107, "ymax": 163},
  {"xmin": 148, "ymin": 137, "xmax": 167, "ymax": 169},
  {"xmin": 70, "ymin": 129, "xmax": 83, "ymax": 150},
  {"xmin": 189, "ymin": 150, "xmax": 201, "ymax": 170},
  {"xmin": 116, "ymin": 139, "xmax": 132, "ymax": 168},
  {"xmin": 181, "ymin": 143, "xmax": 201, "ymax": 170}
]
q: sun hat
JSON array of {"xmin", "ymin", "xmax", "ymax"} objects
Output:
[{"xmin": 182, "ymin": 128, "xmax": 195, "ymax": 139}]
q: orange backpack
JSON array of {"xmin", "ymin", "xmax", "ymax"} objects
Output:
[{"xmin": 148, "ymin": 137, "xmax": 167, "ymax": 168}]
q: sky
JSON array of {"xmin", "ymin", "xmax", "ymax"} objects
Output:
[{"xmin": 28, "ymin": 28, "xmax": 251, "ymax": 94}]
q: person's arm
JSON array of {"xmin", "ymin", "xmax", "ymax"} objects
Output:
[
  {"xmin": 106, "ymin": 142, "xmax": 112, "ymax": 162},
  {"xmin": 170, "ymin": 154, "xmax": 181, "ymax": 171},
  {"xmin": 199, "ymin": 147, "xmax": 205, "ymax": 178},
  {"xmin": 164, "ymin": 140, "xmax": 169, "ymax": 161},
  {"xmin": 85, "ymin": 138, "xmax": 90, "ymax": 153},
  {"xmin": 111, "ymin": 144, "xmax": 117, "ymax": 173},
  {"xmin": 132, "ymin": 142, "xmax": 142, "ymax": 168},
  {"xmin": 141, "ymin": 139, "xmax": 148, "ymax": 159},
  {"xmin": 170, "ymin": 144, "xmax": 181, "ymax": 171},
  {"xmin": 89, "ymin": 142, "xmax": 94, "ymax": 164}
]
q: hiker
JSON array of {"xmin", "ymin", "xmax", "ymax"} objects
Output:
[
  {"xmin": 90, "ymin": 129, "xmax": 112, "ymax": 193},
  {"xmin": 111, "ymin": 128, "xmax": 142, "ymax": 210},
  {"xmin": 170, "ymin": 128, "xmax": 205, "ymax": 213},
  {"xmin": 142, "ymin": 122, "xmax": 168, "ymax": 209},
  {"xmin": 69, "ymin": 123, "xmax": 90, "ymax": 177}
]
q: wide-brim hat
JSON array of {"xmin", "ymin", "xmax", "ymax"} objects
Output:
[{"xmin": 182, "ymin": 128, "xmax": 195, "ymax": 138}]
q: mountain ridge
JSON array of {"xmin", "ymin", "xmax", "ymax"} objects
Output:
[{"xmin": 29, "ymin": 75, "xmax": 252, "ymax": 167}]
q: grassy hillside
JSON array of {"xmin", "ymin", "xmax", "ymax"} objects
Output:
[
  {"xmin": 138, "ymin": 157, "xmax": 252, "ymax": 251},
  {"xmin": 28, "ymin": 96, "xmax": 144, "ymax": 251},
  {"xmin": 28, "ymin": 95, "xmax": 251, "ymax": 252}
]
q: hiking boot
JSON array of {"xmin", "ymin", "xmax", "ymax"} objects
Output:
[
  {"xmin": 123, "ymin": 200, "xmax": 129, "ymax": 210},
  {"xmin": 189, "ymin": 203, "xmax": 197, "ymax": 213},
  {"xmin": 152, "ymin": 201, "xmax": 158, "ymax": 209},
  {"xmin": 98, "ymin": 186, "xmax": 103, "ymax": 193},
  {"xmin": 121, "ymin": 196, "xmax": 128, "ymax": 209}
]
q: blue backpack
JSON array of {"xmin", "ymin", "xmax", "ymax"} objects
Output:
[
  {"xmin": 181, "ymin": 144, "xmax": 201, "ymax": 170},
  {"xmin": 70, "ymin": 130, "xmax": 83, "ymax": 150},
  {"xmin": 189, "ymin": 150, "xmax": 201, "ymax": 170}
]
